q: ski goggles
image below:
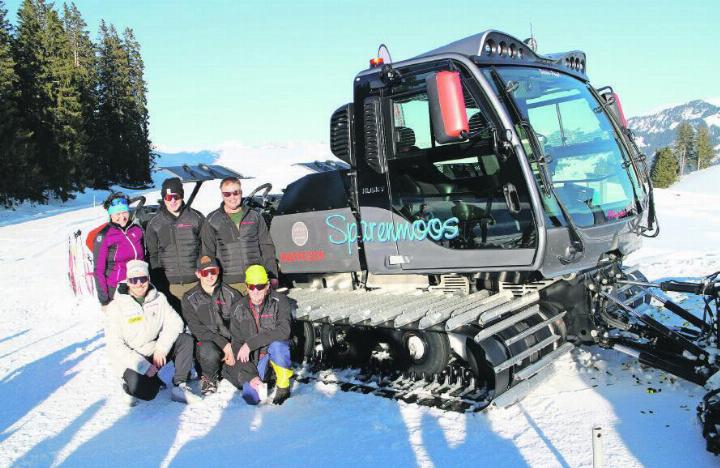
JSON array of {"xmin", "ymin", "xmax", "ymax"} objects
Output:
[
  {"xmin": 247, "ymin": 283, "xmax": 268, "ymax": 291},
  {"xmin": 164, "ymin": 193, "xmax": 182, "ymax": 202},
  {"xmin": 107, "ymin": 197, "xmax": 129, "ymax": 215},
  {"xmin": 128, "ymin": 276, "xmax": 149, "ymax": 285},
  {"xmin": 222, "ymin": 190, "xmax": 241, "ymax": 198},
  {"xmin": 199, "ymin": 267, "xmax": 219, "ymax": 277}
]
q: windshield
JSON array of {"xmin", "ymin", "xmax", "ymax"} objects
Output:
[{"xmin": 484, "ymin": 67, "xmax": 643, "ymax": 228}]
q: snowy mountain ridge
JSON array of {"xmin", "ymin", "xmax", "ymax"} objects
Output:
[{"xmin": 628, "ymin": 99, "xmax": 720, "ymax": 157}]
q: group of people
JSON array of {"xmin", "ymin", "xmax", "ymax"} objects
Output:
[{"xmin": 93, "ymin": 176, "xmax": 293, "ymax": 406}]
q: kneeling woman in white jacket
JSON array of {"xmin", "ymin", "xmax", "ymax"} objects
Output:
[{"xmin": 105, "ymin": 259, "xmax": 199, "ymax": 404}]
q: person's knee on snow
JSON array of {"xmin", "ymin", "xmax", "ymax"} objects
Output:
[{"xmin": 267, "ymin": 340, "xmax": 293, "ymax": 389}]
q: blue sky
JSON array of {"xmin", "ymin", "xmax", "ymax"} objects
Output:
[{"xmin": 5, "ymin": 0, "xmax": 719, "ymax": 149}]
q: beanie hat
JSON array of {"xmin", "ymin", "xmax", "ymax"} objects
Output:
[
  {"xmin": 196, "ymin": 255, "xmax": 220, "ymax": 271},
  {"xmin": 126, "ymin": 260, "xmax": 150, "ymax": 279},
  {"xmin": 245, "ymin": 265, "xmax": 268, "ymax": 285},
  {"xmin": 161, "ymin": 177, "xmax": 184, "ymax": 198},
  {"xmin": 105, "ymin": 193, "xmax": 129, "ymax": 216}
]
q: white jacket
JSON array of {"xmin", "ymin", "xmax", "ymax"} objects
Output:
[{"xmin": 105, "ymin": 285, "xmax": 184, "ymax": 378}]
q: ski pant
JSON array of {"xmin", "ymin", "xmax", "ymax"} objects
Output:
[
  {"xmin": 121, "ymin": 333, "xmax": 195, "ymax": 400},
  {"xmin": 222, "ymin": 340, "xmax": 292, "ymax": 405},
  {"xmin": 168, "ymin": 282, "xmax": 198, "ymax": 318},
  {"xmin": 195, "ymin": 340, "xmax": 225, "ymax": 379}
]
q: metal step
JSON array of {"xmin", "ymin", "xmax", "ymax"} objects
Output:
[
  {"xmin": 371, "ymin": 294, "xmax": 447, "ymax": 326},
  {"xmin": 444, "ymin": 291, "xmax": 515, "ymax": 331},
  {"xmin": 513, "ymin": 341, "xmax": 574, "ymax": 381},
  {"xmin": 418, "ymin": 290, "xmax": 491, "ymax": 329},
  {"xmin": 395, "ymin": 293, "xmax": 480, "ymax": 328},
  {"xmin": 473, "ymin": 304, "xmax": 541, "ymax": 342},
  {"xmin": 504, "ymin": 311, "xmax": 567, "ymax": 347},
  {"xmin": 478, "ymin": 291, "xmax": 540, "ymax": 326},
  {"xmin": 491, "ymin": 365, "xmax": 553, "ymax": 408},
  {"xmin": 493, "ymin": 334, "xmax": 561, "ymax": 374}
]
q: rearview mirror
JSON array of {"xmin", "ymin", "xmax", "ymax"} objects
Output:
[
  {"xmin": 426, "ymin": 71, "xmax": 469, "ymax": 144},
  {"xmin": 596, "ymin": 86, "xmax": 628, "ymax": 129}
]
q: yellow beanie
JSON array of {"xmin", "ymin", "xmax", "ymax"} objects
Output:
[{"xmin": 245, "ymin": 264, "xmax": 269, "ymax": 285}]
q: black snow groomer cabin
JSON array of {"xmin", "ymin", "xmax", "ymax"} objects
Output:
[{"xmin": 266, "ymin": 31, "xmax": 720, "ymax": 453}]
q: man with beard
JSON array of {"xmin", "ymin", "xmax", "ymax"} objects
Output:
[{"xmin": 200, "ymin": 177, "xmax": 278, "ymax": 295}]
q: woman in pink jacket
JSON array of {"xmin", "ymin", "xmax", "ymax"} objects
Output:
[{"xmin": 93, "ymin": 193, "xmax": 145, "ymax": 306}]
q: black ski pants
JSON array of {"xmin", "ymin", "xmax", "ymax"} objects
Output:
[
  {"xmin": 122, "ymin": 333, "xmax": 195, "ymax": 400},
  {"xmin": 196, "ymin": 340, "xmax": 225, "ymax": 379}
]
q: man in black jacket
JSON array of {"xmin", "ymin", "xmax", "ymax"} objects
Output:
[
  {"xmin": 223, "ymin": 265, "xmax": 293, "ymax": 405},
  {"xmin": 182, "ymin": 255, "xmax": 243, "ymax": 395},
  {"xmin": 145, "ymin": 177, "xmax": 205, "ymax": 312},
  {"xmin": 200, "ymin": 177, "xmax": 278, "ymax": 295}
]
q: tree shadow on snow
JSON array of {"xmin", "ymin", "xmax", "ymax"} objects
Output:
[
  {"xmin": 572, "ymin": 345, "xmax": 716, "ymax": 466},
  {"xmin": 167, "ymin": 381, "xmax": 526, "ymax": 467},
  {"xmin": 58, "ymin": 392, "xmax": 185, "ymax": 467},
  {"xmin": 11, "ymin": 399, "xmax": 106, "ymax": 467},
  {"xmin": 0, "ymin": 334, "xmax": 103, "ymax": 443},
  {"xmin": 0, "ymin": 329, "xmax": 30, "ymax": 346}
]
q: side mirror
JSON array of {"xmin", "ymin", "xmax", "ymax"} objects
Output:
[
  {"xmin": 426, "ymin": 71, "xmax": 469, "ymax": 144},
  {"xmin": 596, "ymin": 86, "xmax": 628, "ymax": 129}
]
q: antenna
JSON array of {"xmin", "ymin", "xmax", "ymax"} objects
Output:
[
  {"xmin": 378, "ymin": 44, "xmax": 392, "ymax": 64},
  {"xmin": 524, "ymin": 23, "xmax": 538, "ymax": 52}
]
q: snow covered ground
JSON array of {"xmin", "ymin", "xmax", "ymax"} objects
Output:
[{"xmin": 0, "ymin": 150, "xmax": 719, "ymax": 467}]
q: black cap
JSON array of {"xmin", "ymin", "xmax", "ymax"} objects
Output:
[
  {"xmin": 161, "ymin": 177, "xmax": 184, "ymax": 198},
  {"xmin": 196, "ymin": 255, "xmax": 220, "ymax": 270}
]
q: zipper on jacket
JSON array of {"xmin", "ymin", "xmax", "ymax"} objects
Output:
[{"xmin": 122, "ymin": 227, "xmax": 139, "ymax": 260}]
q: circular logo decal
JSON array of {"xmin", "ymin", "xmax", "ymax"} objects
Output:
[{"xmin": 291, "ymin": 221, "xmax": 309, "ymax": 247}]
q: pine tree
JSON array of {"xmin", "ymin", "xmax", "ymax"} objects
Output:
[
  {"xmin": 14, "ymin": 0, "xmax": 86, "ymax": 201},
  {"xmin": 0, "ymin": 0, "xmax": 28, "ymax": 205},
  {"xmin": 696, "ymin": 125, "xmax": 715, "ymax": 171},
  {"xmin": 673, "ymin": 122, "xmax": 695, "ymax": 176},
  {"xmin": 95, "ymin": 20, "xmax": 129, "ymax": 185},
  {"xmin": 650, "ymin": 146, "xmax": 679, "ymax": 188},
  {"xmin": 122, "ymin": 27, "xmax": 153, "ymax": 185},
  {"xmin": 62, "ymin": 2, "xmax": 97, "ymax": 187},
  {"xmin": 12, "ymin": 0, "xmax": 46, "ymax": 202}
]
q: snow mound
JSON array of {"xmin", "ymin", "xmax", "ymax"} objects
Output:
[{"xmin": 671, "ymin": 164, "xmax": 720, "ymax": 194}]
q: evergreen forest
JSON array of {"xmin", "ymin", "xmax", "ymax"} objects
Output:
[{"xmin": 0, "ymin": 0, "xmax": 152, "ymax": 206}]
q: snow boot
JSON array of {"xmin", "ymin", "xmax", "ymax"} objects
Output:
[
  {"xmin": 172, "ymin": 382, "xmax": 202, "ymax": 404},
  {"xmin": 273, "ymin": 386, "xmax": 291, "ymax": 405},
  {"xmin": 200, "ymin": 375, "xmax": 218, "ymax": 396}
]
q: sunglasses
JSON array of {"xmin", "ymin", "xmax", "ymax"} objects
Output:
[
  {"xmin": 222, "ymin": 190, "xmax": 241, "ymax": 198},
  {"xmin": 247, "ymin": 283, "xmax": 268, "ymax": 291},
  {"xmin": 164, "ymin": 194, "xmax": 182, "ymax": 202},
  {"xmin": 199, "ymin": 267, "xmax": 219, "ymax": 277},
  {"xmin": 128, "ymin": 276, "xmax": 149, "ymax": 285},
  {"xmin": 110, "ymin": 197, "xmax": 129, "ymax": 207}
]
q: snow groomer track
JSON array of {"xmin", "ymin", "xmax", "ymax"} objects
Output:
[{"xmin": 289, "ymin": 287, "xmax": 574, "ymax": 411}]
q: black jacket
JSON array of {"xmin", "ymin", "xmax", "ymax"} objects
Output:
[
  {"xmin": 227, "ymin": 291, "xmax": 293, "ymax": 383},
  {"xmin": 200, "ymin": 205, "xmax": 277, "ymax": 284},
  {"xmin": 182, "ymin": 282, "xmax": 242, "ymax": 350},
  {"xmin": 145, "ymin": 204, "xmax": 205, "ymax": 284}
]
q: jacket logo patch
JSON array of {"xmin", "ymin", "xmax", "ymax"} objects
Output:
[
  {"xmin": 177, "ymin": 223, "xmax": 192, "ymax": 228},
  {"xmin": 240, "ymin": 221, "xmax": 256, "ymax": 225},
  {"xmin": 128, "ymin": 315, "xmax": 143, "ymax": 324},
  {"xmin": 215, "ymin": 300, "xmax": 225, "ymax": 305}
]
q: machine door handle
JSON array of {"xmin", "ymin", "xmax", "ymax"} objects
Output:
[{"xmin": 503, "ymin": 183, "xmax": 521, "ymax": 215}]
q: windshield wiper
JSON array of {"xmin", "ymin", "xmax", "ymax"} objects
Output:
[{"xmin": 490, "ymin": 67, "xmax": 585, "ymax": 264}]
